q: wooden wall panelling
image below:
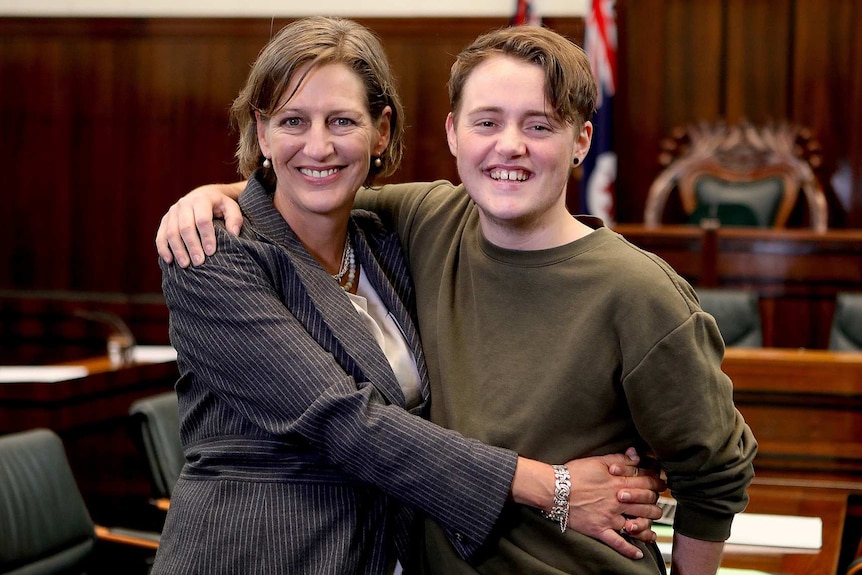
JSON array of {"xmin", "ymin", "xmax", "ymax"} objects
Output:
[
  {"xmin": 614, "ymin": 0, "xmax": 666, "ymax": 224},
  {"xmin": 662, "ymin": 0, "xmax": 724, "ymax": 126},
  {"xmin": 852, "ymin": 1, "xmax": 862, "ymax": 228},
  {"xmin": 0, "ymin": 17, "xmax": 585, "ymax": 295},
  {"xmin": 790, "ymin": 0, "xmax": 862, "ymax": 227},
  {"xmin": 724, "ymin": 0, "xmax": 792, "ymax": 123}
]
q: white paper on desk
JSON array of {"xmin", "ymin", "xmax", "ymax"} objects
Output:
[
  {"xmin": 132, "ymin": 346, "xmax": 177, "ymax": 364},
  {"xmin": 728, "ymin": 513, "xmax": 822, "ymax": 549},
  {"xmin": 0, "ymin": 366, "xmax": 89, "ymax": 383}
]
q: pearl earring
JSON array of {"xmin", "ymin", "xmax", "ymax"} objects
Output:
[
  {"xmin": 263, "ymin": 158, "xmax": 272, "ymax": 169},
  {"xmin": 373, "ymin": 157, "xmax": 382, "ymax": 168}
]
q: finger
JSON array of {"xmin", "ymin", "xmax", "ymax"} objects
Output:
[
  {"xmin": 156, "ymin": 213, "xmax": 175, "ymax": 264},
  {"xmin": 596, "ymin": 529, "xmax": 645, "ymax": 561},
  {"xmin": 619, "ymin": 501, "xmax": 663, "ymax": 520},
  {"xmin": 607, "ymin": 454, "xmax": 639, "ymax": 477},
  {"xmin": 193, "ymin": 214, "xmax": 217, "ymax": 262},
  {"xmin": 622, "ymin": 518, "xmax": 658, "ymax": 543},
  {"xmin": 618, "ymin": 486, "xmax": 663, "ymax": 508},
  {"xmin": 167, "ymin": 206, "xmax": 193, "ymax": 268},
  {"xmin": 627, "ymin": 474, "xmax": 667, "ymax": 494},
  {"xmin": 219, "ymin": 198, "xmax": 245, "ymax": 239},
  {"xmin": 175, "ymin": 201, "xmax": 211, "ymax": 267}
]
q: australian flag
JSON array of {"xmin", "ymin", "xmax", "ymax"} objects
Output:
[
  {"xmin": 580, "ymin": 0, "xmax": 617, "ymax": 224},
  {"xmin": 511, "ymin": 0, "xmax": 541, "ymax": 26}
]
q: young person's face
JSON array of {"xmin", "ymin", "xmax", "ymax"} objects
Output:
[
  {"xmin": 257, "ymin": 62, "xmax": 390, "ymax": 226},
  {"xmin": 446, "ymin": 55, "xmax": 590, "ymax": 237}
]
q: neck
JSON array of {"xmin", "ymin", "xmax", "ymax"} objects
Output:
[
  {"xmin": 273, "ymin": 194, "xmax": 350, "ymax": 274},
  {"xmin": 478, "ymin": 207, "xmax": 593, "ymax": 251}
]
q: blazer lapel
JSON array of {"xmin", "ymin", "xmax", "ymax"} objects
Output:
[
  {"xmin": 239, "ymin": 174, "xmax": 408, "ymax": 408},
  {"xmin": 353, "ymin": 229, "xmax": 430, "ymax": 406}
]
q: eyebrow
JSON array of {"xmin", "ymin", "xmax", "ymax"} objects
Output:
[
  {"xmin": 464, "ymin": 106, "xmax": 552, "ymax": 118},
  {"xmin": 276, "ymin": 106, "xmax": 365, "ymax": 116}
]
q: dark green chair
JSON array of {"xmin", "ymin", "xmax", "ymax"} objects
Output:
[
  {"xmin": 829, "ymin": 293, "xmax": 862, "ymax": 351},
  {"xmin": 0, "ymin": 428, "xmax": 159, "ymax": 575},
  {"xmin": 129, "ymin": 392, "xmax": 184, "ymax": 505},
  {"xmin": 696, "ymin": 288, "xmax": 763, "ymax": 348}
]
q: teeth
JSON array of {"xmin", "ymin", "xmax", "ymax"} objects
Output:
[
  {"xmin": 300, "ymin": 168, "xmax": 339, "ymax": 178},
  {"xmin": 490, "ymin": 169, "xmax": 528, "ymax": 181}
]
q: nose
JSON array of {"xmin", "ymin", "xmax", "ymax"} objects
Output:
[
  {"xmin": 304, "ymin": 122, "xmax": 334, "ymax": 160},
  {"xmin": 495, "ymin": 124, "xmax": 526, "ymax": 158}
]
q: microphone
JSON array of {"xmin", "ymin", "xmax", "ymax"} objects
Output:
[{"xmin": 74, "ymin": 309, "xmax": 137, "ymax": 367}]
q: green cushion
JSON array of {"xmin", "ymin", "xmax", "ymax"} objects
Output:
[
  {"xmin": 688, "ymin": 175, "xmax": 784, "ymax": 227},
  {"xmin": 697, "ymin": 288, "xmax": 763, "ymax": 348},
  {"xmin": 0, "ymin": 429, "xmax": 96, "ymax": 574},
  {"xmin": 829, "ymin": 292, "xmax": 862, "ymax": 351}
]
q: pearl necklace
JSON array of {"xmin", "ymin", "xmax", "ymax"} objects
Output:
[{"xmin": 331, "ymin": 236, "xmax": 356, "ymax": 292}]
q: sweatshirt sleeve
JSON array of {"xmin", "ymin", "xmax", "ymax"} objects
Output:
[{"xmin": 624, "ymin": 310, "xmax": 758, "ymax": 541}]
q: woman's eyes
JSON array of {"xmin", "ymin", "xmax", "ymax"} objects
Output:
[{"xmin": 278, "ymin": 117, "xmax": 356, "ymax": 128}]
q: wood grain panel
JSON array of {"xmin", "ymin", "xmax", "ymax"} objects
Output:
[
  {"xmin": 0, "ymin": 17, "xmax": 584, "ymax": 295},
  {"xmin": 725, "ymin": 0, "xmax": 791, "ymax": 122}
]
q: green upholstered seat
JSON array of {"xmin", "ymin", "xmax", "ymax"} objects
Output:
[
  {"xmin": 696, "ymin": 288, "xmax": 763, "ymax": 348},
  {"xmin": 829, "ymin": 292, "xmax": 862, "ymax": 351},
  {"xmin": 688, "ymin": 176, "xmax": 785, "ymax": 227}
]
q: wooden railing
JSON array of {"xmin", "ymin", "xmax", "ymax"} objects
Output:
[{"xmin": 613, "ymin": 224, "xmax": 862, "ymax": 349}]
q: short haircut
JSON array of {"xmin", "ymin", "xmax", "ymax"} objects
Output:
[{"xmin": 448, "ymin": 25, "xmax": 597, "ymax": 128}]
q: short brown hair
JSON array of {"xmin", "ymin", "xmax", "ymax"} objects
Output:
[
  {"xmin": 230, "ymin": 17, "xmax": 404, "ymax": 187},
  {"xmin": 448, "ymin": 25, "xmax": 597, "ymax": 128}
]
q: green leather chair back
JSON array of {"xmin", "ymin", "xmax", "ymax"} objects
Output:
[
  {"xmin": 829, "ymin": 292, "xmax": 862, "ymax": 351},
  {"xmin": 129, "ymin": 392, "xmax": 184, "ymax": 499},
  {"xmin": 697, "ymin": 288, "xmax": 763, "ymax": 348},
  {"xmin": 688, "ymin": 176, "xmax": 785, "ymax": 227},
  {"xmin": 0, "ymin": 429, "xmax": 96, "ymax": 575}
]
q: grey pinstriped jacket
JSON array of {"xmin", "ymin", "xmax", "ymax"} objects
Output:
[{"xmin": 152, "ymin": 172, "xmax": 517, "ymax": 574}]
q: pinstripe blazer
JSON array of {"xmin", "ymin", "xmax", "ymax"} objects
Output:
[{"xmin": 152, "ymin": 173, "xmax": 517, "ymax": 575}]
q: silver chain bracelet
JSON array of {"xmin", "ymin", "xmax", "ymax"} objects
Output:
[{"xmin": 540, "ymin": 464, "xmax": 571, "ymax": 533}]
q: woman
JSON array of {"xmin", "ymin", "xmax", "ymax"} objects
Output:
[{"xmin": 153, "ymin": 17, "xmax": 662, "ymax": 575}]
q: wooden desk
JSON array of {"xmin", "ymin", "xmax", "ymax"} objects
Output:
[
  {"xmin": 720, "ymin": 483, "xmax": 848, "ymax": 575},
  {"xmin": 723, "ymin": 347, "xmax": 862, "ymax": 484},
  {"xmin": 612, "ymin": 224, "xmax": 862, "ymax": 348},
  {"xmin": 0, "ymin": 355, "xmax": 178, "ymax": 527}
]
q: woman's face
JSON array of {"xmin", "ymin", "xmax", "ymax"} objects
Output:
[{"xmin": 257, "ymin": 62, "xmax": 390, "ymax": 228}]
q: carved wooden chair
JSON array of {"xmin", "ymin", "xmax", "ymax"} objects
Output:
[{"xmin": 644, "ymin": 121, "xmax": 828, "ymax": 231}]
